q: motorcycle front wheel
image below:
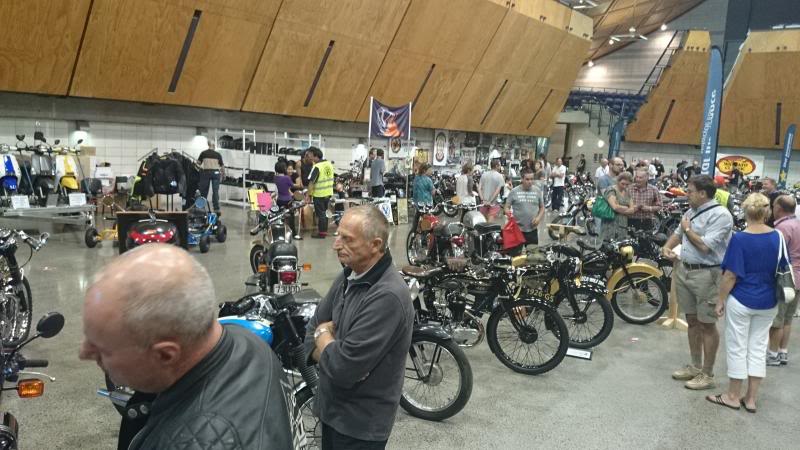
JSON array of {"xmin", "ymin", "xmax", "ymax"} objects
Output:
[
  {"xmin": 406, "ymin": 231, "xmax": 430, "ymax": 266},
  {"xmin": 0, "ymin": 278, "xmax": 32, "ymax": 347},
  {"xmin": 610, "ymin": 272, "xmax": 669, "ymax": 325},
  {"xmin": 249, "ymin": 244, "xmax": 265, "ymax": 273},
  {"xmin": 555, "ymin": 287, "xmax": 614, "ymax": 349},
  {"xmin": 486, "ymin": 299, "xmax": 568, "ymax": 375},
  {"xmin": 442, "ymin": 203, "xmax": 458, "ymax": 218},
  {"xmin": 400, "ymin": 334, "xmax": 473, "ymax": 421},
  {"xmin": 294, "ymin": 385, "xmax": 321, "ymax": 449}
]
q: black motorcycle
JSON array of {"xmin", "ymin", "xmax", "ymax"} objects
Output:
[
  {"xmin": 0, "ymin": 229, "xmax": 48, "ymax": 347},
  {"xmin": 0, "ymin": 312, "xmax": 64, "ymax": 450},
  {"xmin": 248, "ymin": 201, "xmax": 307, "ymax": 296},
  {"xmin": 403, "ymin": 253, "xmax": 569, "ymax": 375}
]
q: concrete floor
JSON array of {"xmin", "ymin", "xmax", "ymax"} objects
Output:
[{"xmin": 2, "ymin": 206, "xmax": 799, "ymax": 449}]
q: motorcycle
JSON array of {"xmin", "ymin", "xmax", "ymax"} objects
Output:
[
  {"xmin": 403, "ymin": 252, "xmax": 569, "ymax": 375},
  {"xmin": 0, "ymin": 312, "xmax": 64, "ymax": 450},
  {"xmin": 249, "ymin": 195, "xmax": 304, "ymax": 274},
  {"xmin": 459, "ymin": 202, "xmax": 502, "ymax": 264},
  {"xmin": 406, "ymin": 204, "xmax": 466, "ymax": 266},
  {"xmin": 0, "ymin": 229, "xmax": 49, "ymax": 347},
  {"xmin": 548, "ymin": 188, "xmax": 596, "ymax": 240},
  {"xmin": 248, "ymin": 201, "xmax": 307, "ymax": 297},
  {"xmin": 13, "ymin": 135, "xmax": 57, "ymax": 207},
  {"xmin": 125, "ymin": 210, "xmax": 180, "ymax": 249}
]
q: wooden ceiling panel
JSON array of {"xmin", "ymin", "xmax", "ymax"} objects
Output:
[
  {"xmin": 0, "ymin": 0, "xmax": 91, "ymax": 95},
  {"xmin": 539, "ymin": 34, "xmax": 591, "ymax": 91},
  {"xmin": 71, "ymin": 0, "xmax": 280, "ymax": 110},
  {"xmin": 276, "ymin": 0, "xmax": 410, "ymax": 44},
  {"xmin": 447, "ymin": 74, "xmax": 508, "ymax": 132},
  {"xmin": 529, "ymin": 89, "xmax": 570, "ymax": 137}
]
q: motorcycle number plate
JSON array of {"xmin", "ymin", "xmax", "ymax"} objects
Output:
[{"xmin": 274, "ymin": 284, "xmax": 300, "ymax": 295}]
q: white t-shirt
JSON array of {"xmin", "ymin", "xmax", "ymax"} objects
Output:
[
  {"xmin": 594, "ymin": 166, "xmax": 609, "ymax": 180},
  {"xmin": 552, "ymin": 165, "xmax": 566, "ymax": 187},
  {"xmin": 648, "ymin": 164, "xmax": 658, "ymax": 180}
]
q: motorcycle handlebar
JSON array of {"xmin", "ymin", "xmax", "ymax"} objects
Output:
[
  {"xmin": 21, "ymin": 358, "xmax": 49, "ymax": 369},
  {"xmin": 249, "ymin": 225, "xmax": 262, "ymax": 235}
]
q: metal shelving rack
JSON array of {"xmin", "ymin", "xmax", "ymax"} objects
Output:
[{"xmin": 216, "ymin": 129, "xmax": 256, "ymax": 210}]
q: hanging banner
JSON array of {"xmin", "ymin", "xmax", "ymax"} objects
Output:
[
  {"xmin": 716, "ymin": 153, "xmax": 764, "ymax": 178},
  {"xmin": 699, "ymin": 46, "xmax": 723, "ymax": 176},
  {"xmin": 370, "ymin": 99, "xmax": 411, "ymax": 138},
  {"xmin": 608, "ymin": 119, "xmax": 624, "ymax": 159},
  {"xmin": 778, "ymin": 124, "xmax": 796, "ymax": 189},
  {"xmin": 433, "ymin": 130, "xmax": 448, "ymax": 166}
]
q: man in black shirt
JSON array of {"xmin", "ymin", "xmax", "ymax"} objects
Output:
[
  {"xmin": 300, "ymin": 150, "xmax": 314, "ymax": 188},
  {"xmin": 763, "ymin": 177, "xmax": 782, "ymax": 227},
  {"xmin": 653, "ymin": 157, "xmax": 665, "ymax": 179},
  {"xmin": 197, "ymin": 141, "xmax": 224, "ymax": 213},
  {"xmin": 729, "ymin": 162, "xmax": 743, "ymax": 191},
  {"xmin": 576, "ymin": 154, "xmax": 586, "ymax": 175}
]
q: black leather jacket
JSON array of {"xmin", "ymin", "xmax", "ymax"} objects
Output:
[{"xmin": 128, "ymin": 325, "xmax": 299, "ymax": 449}]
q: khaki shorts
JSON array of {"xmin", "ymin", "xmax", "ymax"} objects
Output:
[
  {"xmin": 773, "ymin": 295, "xmax": 799, "ymax": 328},
  {"xmin": 674, "ymin": 263, "xmax": 721, "ymax": 323}
]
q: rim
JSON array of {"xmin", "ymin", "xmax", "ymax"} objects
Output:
[
  {"xmin": 614, "ymin": 275, "xmax": 664, "ymax": 320},
  {"xmin": 494, "ymin": 304, "xmax": 562, "ymax": 370},
  {"xmin": 403, "ymin": 341, "xmax": 462, "ymax": 413},
  {"xmin": 558, "ymin": 290, "xmax": 604, "ymax": 344},
  {"xmin": 407, "ymin": 234, "xmax": 428, "ymax": 265},
  {"xmin": 297, "ymin": 393, "xmax": 321, "ymax": 450},
  {"xmin": 0, "ymin": 291, "xmax": 26, "ymax": 344}
]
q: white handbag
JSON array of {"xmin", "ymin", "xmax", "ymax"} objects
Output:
[{"xmin": 776, "ymin": 231, "xmax": 796, "ymax": 303}]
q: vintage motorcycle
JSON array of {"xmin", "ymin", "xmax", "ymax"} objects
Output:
[
  {"xmin": 249, "ymin": 196, "xmax": 304, "ymax": 274},
  {"xmin": 0, "ymin": 312, "xmax": 64, "ymax": 450},
  {"xmin": 406, "ymin": 204, "xmax": 466, "ymax": 266},
  {"xmin": 248, "ymin": 201, "xmax": 307, "ymax": 297},
  {"xmin": 403, "ymin": 253, "xmax": 569, "ymax": 375},
  {"xmin": 547, "ymin": 189, "xmax": 596, "ymax": 240},
  {"xmin": 0, "ymin": 229, "xmax": 49, "ymax": 347}
]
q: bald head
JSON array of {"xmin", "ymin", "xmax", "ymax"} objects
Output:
[
  {"xmin": 774, "ymin": 194, "xmax": 797, "ymax": 219},
  {"xmin": 87, "ymin": 244, "xmax": 217, "ymax": 347}
]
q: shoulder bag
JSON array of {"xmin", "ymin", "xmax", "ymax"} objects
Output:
[
  {"xmin": 592, "ymin": 189, "xmax": 615, "ymax": 220},
  {"xmin": 775, "ymin": 230, "xmax": 796, "ymax": 303}
]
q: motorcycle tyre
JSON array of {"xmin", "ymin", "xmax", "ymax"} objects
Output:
[
  {"xmin": 85, "ymin": 227, "xmax": 100, "ymax": 248},
  {"xmin": 249, "ymin": 245, "xmax": 265, "ymax": 273},
  {"xmin": 442, "ymin": 204, "xmax": 458, "ymax": 218},
  {"xmin": 294, "ymin": 385, "xmax": 321, "ymax": 448},
  {"xmin": 555, "ymin": 288, "xmax": 614, "ymax": 349},
  {"xmin": 611, "ymin": 273, "xmax": 669, "ymax": 325},
  {"xmin": 486, "ymin": 299, "xmax": 568, "ymax": 376},
  {"xmin": 400, "ymin": 334, "xmax": 472, "ymax": 421},
  {"xmin": 406, "ymin": 231, "xmax": 429, "ymax": 266}
]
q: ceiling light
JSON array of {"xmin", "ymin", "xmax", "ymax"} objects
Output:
[
  {"xmin": 566, "ymin": 0, "xmax": 597, "ymax": 9},
  {"xmin": 629, "ymin": 26, "xmax": 636, "ymax": 33},
  {"xmin": 661, "ymin": 23, "xmax": 668, "ymax": 31},
  {"xmin": 587, "ymin": 60, "xmax": 594, "ymax": 67},
  {"xmin": 577, "ymin": 139, "xmax": 585, "ymax": 147},
  {"xmin": 609, "ymin": 39, "xmax": 615, "ymax": 45}
]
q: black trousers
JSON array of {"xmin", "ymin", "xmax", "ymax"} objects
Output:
[
  {"xmin": 313, "ymin": 196, "xmax": 330, "ymax": 234},
  {"xmin": 508, "ymin": 229, "xmax": 539, "ymax": 256},
  {"xmin": 277, "ymin": 199, "xmax": 297, "ymax": 236},
  {"xmin": 551, "ymin": 186, "xmax": 564, "ymax": 211},
  {"xmin": 371, "ymin": 185, "xmax": 385, "ymax": 198},
  {"xmin": 322, "ymin": 423, "xmax": 387, "ymax": 450}
]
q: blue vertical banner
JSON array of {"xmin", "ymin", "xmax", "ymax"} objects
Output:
[
  {"xmin": 608, "ymin": 119, "xmax": 624, "ymax": 159},
  {"xmin": 778, "ymin": 124, "xmax": 796, "ymax": 189},
  {"xmin": 699, "ymin": 46, "xmax": 723, "ymax": 175}
]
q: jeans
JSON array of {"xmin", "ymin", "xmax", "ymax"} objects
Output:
[
  {"xmin": 277, "ymin": 199, "xmax": 297, "ymax": 236},
  {"xmin": 313, "ymin": 196, "xmax": 330, "ymax": 234},
  {"xmin": 322, "ymin": 423, "xmax": 387, "ymax": 450},
  {"xmin": 551, "ymin": 186, "xmax": 564, "ymax": 211},
  {"xmin": 371, "ymin": 185, "xmax": 385, "ymax": 198},
  {"xmin": 198, "ymin": 170, "xmax": 221, "ymax": 211}
]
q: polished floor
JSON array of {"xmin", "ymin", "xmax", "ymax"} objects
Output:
[{"xmin": 3, "ymin": 206, "xmax": 799, "ymax": 449}]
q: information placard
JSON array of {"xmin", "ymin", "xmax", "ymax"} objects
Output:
[
  {"xmin": 68, "ymin": 193, "xmax": 87, "ymax": 207},
  {"xmin": 10, "ymin": 196, "xmax": 30, "ymax": 209}
]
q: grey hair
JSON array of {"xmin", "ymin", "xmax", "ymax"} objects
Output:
[
  {"xmin": 346, "ymin": 205, "xmax": 389, "ymax": 251},
  {"xmin": 92, "ymin": 244, "xmax": 217, "ymax": 348}
]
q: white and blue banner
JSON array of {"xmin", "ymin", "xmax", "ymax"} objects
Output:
[
  {"xmin": 779, "ymin": 124, "xmax": 796, "ymax": 189},
  {"xmin": 699, "ymin": 46, "xmax": 723, "ymax": 176},
  {"xmin": 608, "ymin": 119, "xmax": 624, "ymax": 159}
]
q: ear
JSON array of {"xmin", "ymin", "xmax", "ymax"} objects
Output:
[
  {"xmin": 150, "ymin": 341, "xmax": 182, "ymax": 366},
  {"xmin": 371, "ymin": 237, "xmax": 385, "ymax": 253}
]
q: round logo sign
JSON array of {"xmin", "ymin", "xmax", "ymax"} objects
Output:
[{"xmin": 716, "ymin": 155, "xmax": 756, "ymax": 175}]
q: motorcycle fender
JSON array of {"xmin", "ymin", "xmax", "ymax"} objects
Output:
[
  {"xmin": 413, "ymin": 323, "xmax": 452, "ymax": 342},
  {"xmin": 251, "ymin": 238, "xmax": 265, "ymax": 247},
  {"xmin": 606, "ymin": 263, "xmax": 663, "ymax": 300}
]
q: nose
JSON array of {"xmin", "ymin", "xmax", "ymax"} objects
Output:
[{"xmin": 332, "ymin": 236, "xmax": 342, "ymax": 250}]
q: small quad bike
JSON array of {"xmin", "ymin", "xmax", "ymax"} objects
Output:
[
  {"xmin": 186, "ymin": 192, "xmax": 227, "ymax": 253},
  {"xmin": 85, "ymin": 195, "xmax": 123, "ymax": 248}
]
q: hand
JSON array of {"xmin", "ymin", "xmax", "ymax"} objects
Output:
[
  {"xmin": 662, "ymin": 247, "xmax": 677, "ymax": 262},
  {"xmin": 715, "ymin": 300, "xmax": 725, "ymax": 317},
  {"xmin": 316, "ymin": 321, "xmax": 336, "ymax": 338},
  {"xmin": 533, "ymin": 217, "xmax": 540, "ymax": 227},
  {"xmin": 681, "ymin": 216, "xmax": 690, "ymax": 232}
]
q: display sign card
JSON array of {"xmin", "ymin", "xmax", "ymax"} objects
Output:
[
  {"xmin": 10, "ymin": 196, "xmax": 30, "ymax": 209},
  {"xmin": 69, "ymin": 193, "xmax": 87, "ymax": 206}
]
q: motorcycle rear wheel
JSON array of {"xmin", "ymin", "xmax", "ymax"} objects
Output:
[
  {"xmin": 400, "ymin": 334, "xmax": 473, "ymax": 421},
  {"xmin": 0, "ymin": 278, "xmax": 32, "ymax": 347},
  {"xmin": 249, "ymin": 244, "xmax": 265, "ymax": 273},
  {"xmin": 486, "ymin": 299, "xmax": 568, "ymax": 375},
  {"xmin": 555, "ymin": 288, "xmax": 614, "ymax": 349},
  {"xmin": 611, "ymin": 272, "xmax": 669, "ymax": 325}
]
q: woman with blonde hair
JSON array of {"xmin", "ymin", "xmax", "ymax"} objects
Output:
[{"xmin": 708, "ymin": 193, "xmax": 788, "ymax": 413}]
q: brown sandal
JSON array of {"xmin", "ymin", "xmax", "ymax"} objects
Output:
[
  {"xmin": 705, "ymin": 394, "xmax": 740, "ymax": 410},
  {"xmin": 740, "ymin": 399, "xmax": 756, "ymax": 413}
]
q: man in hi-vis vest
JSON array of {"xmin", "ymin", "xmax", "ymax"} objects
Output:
[
  {"xmin": 307, "ymin": 147, "xmax": 334, "ymax": 238},
  {"xmin": 198, "ymin": 140, "xmax": 224, "ymax": 213}
]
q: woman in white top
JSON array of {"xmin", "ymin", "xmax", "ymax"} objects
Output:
[{"xmin": 455, "ymin": 163, "xmax": 475, "ymax": 205}]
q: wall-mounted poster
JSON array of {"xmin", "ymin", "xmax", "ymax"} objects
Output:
[
  {"xmin": 433, "ymin": 130, "xmax": 448, "ymax": 166},
  {"xmin": 388, "ymin": 136, "xmax": 409, "ymax": 159},
  {"xmin": 716, "ymin": 154, "xmax": 764, "ymax": 178}
]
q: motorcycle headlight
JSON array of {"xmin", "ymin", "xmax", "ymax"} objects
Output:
[{"xmin": 620, "ymin": 245, "xmax": 634, "ymax": 263}]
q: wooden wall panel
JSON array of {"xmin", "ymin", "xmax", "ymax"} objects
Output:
[
  {"xmin": 514, "ymin": 0, "xmax": 571, "ymax": 31},
  {"xmin": 720, "ymin": 30, "xmax": 800, "ymax": 149},
  {"xmin": 356, "ymin": 0, "xmax": 507, "ymax": 127},
  {"xmin": 626, "ymin": 31, "xmax": 711, "ymax": 145},
  {"xmin": 539, "ymin": 34, "xmax": 590, "ymax": 91},
  {"xmin": 71, "ymin": 0, "xmax": 281, "ymax": 110},
  {"xmin": 243, "ymin": 0, "xmax": 411, "ymax": 121},
  {"xmin": 0, "ymin": 0, "xmax": 91, "ymax": 95},
  {"xmin": 529, "ymin": 89, "xmax": 570, "ymax": 137},
  {"xmin": 568, "ymin": 10, "xmax": 594, "ymax": 40}
]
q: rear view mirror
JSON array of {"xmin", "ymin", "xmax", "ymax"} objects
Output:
[
  {"xmin": 15, "ymin": 134, "xmax": 24, "ymax": 142},
  {"xmin": 54, "ymin": 139, "xmax": 60, "ymax": 145},
  {"xmin": 33, "ymin": 131, "xmax": 44, "ymax": 142},
  {"xmin": 36, "ymin": 312, "xmax": 65, "ymax": 339}
]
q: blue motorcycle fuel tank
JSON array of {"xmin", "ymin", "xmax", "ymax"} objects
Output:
[{"xmin": 218, "ymin": 316, "xmax": 274, "ymax": 346}]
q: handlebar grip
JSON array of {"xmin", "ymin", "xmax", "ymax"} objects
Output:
[
  {"xmin": 249, "ymin": 226, "xmax": 261, "ymax": 236},
  {"xmin": 22, "ymin": 358, "xmax": 49, "ymax": 368}
]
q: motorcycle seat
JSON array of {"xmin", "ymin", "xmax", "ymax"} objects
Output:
[
  {"xmin": 547, "ymin": 223, "xmax": 586, "ymax": 238},
  {"xmin": 474, "ymin": 223, "xmax": 501, "ymax": 234},
  {"xmin": 577, "ymin": 239, "xmax": 600, "ymax": 251},
  {"xmin": 401, "ymin": 265, "xmax": 442, "ymax": 279}
]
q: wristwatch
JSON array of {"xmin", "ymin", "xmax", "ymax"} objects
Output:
[{"xmin": 314, "ymin": 327, "xmax": 331, "ymax": 340}]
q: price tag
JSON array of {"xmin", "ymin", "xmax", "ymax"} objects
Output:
[
  {"xmin": 68, "ymin": 193, "xmax": 87, "ymax": 206},
  {"xmin": 10, "ymin": 196, "xmax": 30, "ymax": 209}
]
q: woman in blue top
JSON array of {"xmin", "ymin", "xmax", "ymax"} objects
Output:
[
  {"xmin": 708, "ymin": 193, "xmax": 787, "ymax": 413},
  {"xmin": 413, "ymin": 163, "xmax": 434, "ymax": 206}
]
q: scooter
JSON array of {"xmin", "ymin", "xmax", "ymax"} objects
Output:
[
  {"xmin": 15, "ymin": 134, "xmax": 58, "ymax": 207},
  {"xmin": 0, "ymin": 147, "xmax": 20, "ymax": 197},
  {"xmin": 53, "ymin": 139, "xmax": 84, "ymax": 204},
  {"xmin": 0, "ymin": 312, "xmax": 65, "ymax": 450}
]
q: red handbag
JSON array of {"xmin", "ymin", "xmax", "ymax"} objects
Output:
[{"xmin": 501, "ymin": 217, "xmax": 525, "ymax": 250}]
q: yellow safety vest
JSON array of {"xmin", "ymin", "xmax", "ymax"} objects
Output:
[
  {"xmin": 311, "ymin": 160, "xmax": 334, "ymax": 198},
  {"xmin": 714, "ymin": 188, "xmax": 730, "ymax": 209}
]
